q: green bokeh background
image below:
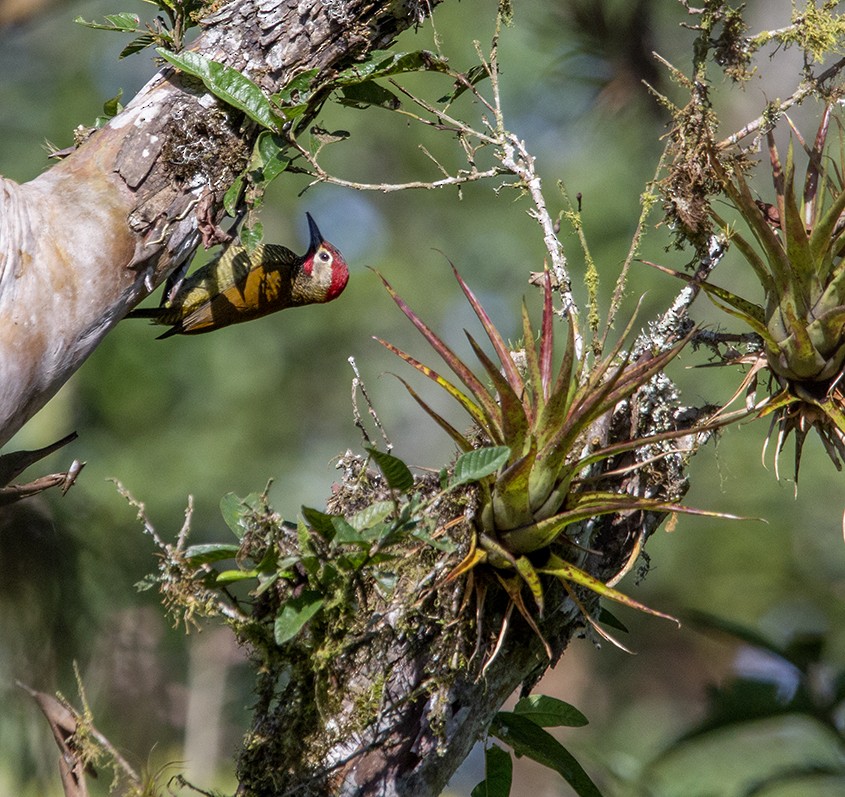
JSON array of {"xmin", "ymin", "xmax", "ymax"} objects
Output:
[{"xmin": 2, "ymin": 1, "xmax": 845, "ymax": 795}]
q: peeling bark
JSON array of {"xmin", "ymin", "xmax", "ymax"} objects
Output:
[{"xmin": 0, "ymin": 0, "xmax": 437, "ymax": 446}]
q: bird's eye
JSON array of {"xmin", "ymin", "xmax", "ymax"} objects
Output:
[{"xmin": 319, "ymin": 251, "xmax": 331, "ymax": 262}]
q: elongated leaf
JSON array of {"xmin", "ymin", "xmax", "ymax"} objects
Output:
[
  {"xmin": 642, "ymin": 260, "xmax": 766, "ymax": 325},
  {"xmin": 490, "ymin": 712, "xmax": 604, "ymax": 797},
  {"xmin": 216, "ymin": 568, "xmax": 259, "ymax": 583},
  {"xmin": 493, "ymin": 438, "xmax": 537, "ymax": 511},
  {"xmin": 575, "ymin": 409, "xmax": 746, "ymax": 473},
  {"xmin": 445, "ymin": 534, "xmax": 487, "ymax": 581},
  {"xmin": 274, "ymin": 591, "xmax": 325, "ymax": 645},
  {"xmin": 710, "ymin": 211, "xmax": 774, "ymax": 291},
  {"xmin": 183, "ymin": 543, "xmax": 241, "ymax": 565},
  {"xmin": 349, "ymin": 500, "xmax": 394, "ymax": 532},
  {"xmin": 366, "ymin": 446, "xmax": 414, "ymax": 492},
  {"xmin": 338, "ymin": 81, "xmax": 400, "ymax": 110},
  {"xmin": 439, "ymin": 63, "xmax": 491, "ymax": 105},
  {"xmin": 220, "ymin": 492, "xmax": 249, "ymax": 539},
  {"xmin": 301, "ymin": 506, "xmax": 337, "ymax": 540},
  {"xmin": 465, "ymin": 332, "xmax": 527, "ymax": 452},
  {"xmin": 538, "ymin": 270, "xmax": 554, "ymax": 400},
  {"xmin": 451, "ymin": 446, "xmax": 511, "ymax": 487},
  {"xmin": 714, "ymin": 158, "xmax": 793, "ymax": 288},
  {"xmin": 810, "ymin": 183, "xmax": 845, "ymax": 267},
  {"xmin": 536, "ymin": 312, "xmax": 577, "ymax": 448},
  {"xmin": 392, "ymin": 373, "xmax": 473, "ymax": 451},
  {"xmin": 74, "ymin": 13, "xmax": 140, "ymax": 31},
  {"xmin": 120, "ymin": 33, "xmax": 156, "ymax": 59},
  {"xmin": 471, "ymin": 744, "xmax": 512, "ymax": 797},
  {"xmin": 514, "ymin": 555, "xmax": 544, "ymax": 615},
  {"xmin": 780, "ymin": 143, "xmax": 818, "ymax": 306},
  {"xmin": 539, "ymin": 552, "xmax": 678, "ymax": 624},
  {"xmin": 495, "ymin": 573, "xmax": 550, "ymax": 658},
  {"xmin": 333, "ymin": 49, "xmax": 450, "ymax": 85},
  {"xmin": 377, "ymin": 272, "xmax": 505, "ymax": 440},
  {"xmin": 156, "ymin": 48, "xmax": 282, "ymax": 131},
  {"xmin": 520, "ymin": 300, "xmax": 545, "ymax": 410},
  {"xmin": 452, "ymin": 264, "xmax": 525, "ymax": 398},
  {"xmin": 513, "ymin": 695, "xmax": 589, "ymax": 728},
  {"xmin": 812, "ymin": 394, "xmax": 845, "ymax": 435},
  {"xmin": 376, "ymin": 338, "xmax": 496, "ymax": 441}
]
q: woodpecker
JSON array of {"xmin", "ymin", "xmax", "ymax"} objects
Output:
[{"xmin": 127, "ymin": 213, "xmax": 349, "ymax": 338}]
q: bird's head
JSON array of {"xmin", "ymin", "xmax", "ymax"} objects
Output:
[{"xmin": 298, "ymin": 213, "xmax": 349, "ymax": 303}]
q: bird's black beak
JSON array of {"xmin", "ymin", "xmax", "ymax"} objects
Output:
[{"xmin": 306, "ymin": 213, "xmax": 323, "ymax": 253}]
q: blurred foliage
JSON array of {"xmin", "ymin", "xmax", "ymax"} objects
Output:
[{"xmin": 3, "ymin": 0, "xmax": 845, "ymax": 796}]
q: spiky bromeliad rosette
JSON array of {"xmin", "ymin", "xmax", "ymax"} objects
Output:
[
  {"xmin": 376, "ymin": 266, "xmax": 732, "ymax": 657},
  {"xmin": 665, "ymin": 106, "xmax": 845, "ymax": 480}
]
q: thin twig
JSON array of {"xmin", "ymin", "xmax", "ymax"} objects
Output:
[
  {"xmin": 349, "ymin": 356, "xmax": 391, "ymax": 450},
  {"xmin": 718, "ymin": 57, "xmax": 845, "ymax": 149}
]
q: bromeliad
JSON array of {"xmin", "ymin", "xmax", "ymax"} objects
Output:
[
  {"xmin": 656, "ymin": 107, "xmax": 845, "ymax": 478},
  {"xmin": 377, "ymin": 266, "xmax": 734, "ymax": 656}
]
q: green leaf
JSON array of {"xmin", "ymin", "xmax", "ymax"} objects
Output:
[
  {"xmin": 273, "ymin": 68, "xmax": 320, "ymax": 105},
  {"xmin": 74, "ymin": 13, "xmax": 141, "ymax": 31},
  {"xmin": 411, "ymin": 526, "xmax": 457, "ymax": 552},
  {"xmin": 240, "ymin": 222, "xmax": 263, "ymax": 252},
  {"xmin": 513, "ymin": 695, "xmax": 589, "ymax": 728},
  {"xmin": 490, "ymin": 712, "xmax": 604, "ymax": 797},
  {"xmin": 331, "ymin": 517, "xmax": 368, "ymax": 546},
  {"xmin": 156, "ymin": 48, "xmax": 283, "ymax": 131},
  {"xmin": 333, "ymin": 49, "xmax": 450, "ymax": 86},
  {"xmin": 514, "ymin": 555, "xmax": 544, "ymax": 615},
  {"xmin": 183, "ymin": 542, "xmax": 241, "ymax": 565},
  {"xmin": 539, "ymin": 552, "xmax": 679, "ymax": 625},
  {"xmin": 438, "ymin": 64, "xmax": 491, "ymax": 104},
  {"xmin": 216, "ymin": 568, "xmax": 258, "ymax": 583},
  {"xmin": 220, "ymin": 492, "xmax": 248, "ymax": 539},
  {"xmin": 251, "ymin": 132, "xmax": 292, "ymax": 183},
  {"xmin": 120, "ymin": 33, "xmax": 156, "ymax": 59},
  {"xmin": 223, "ymin": 175, "xmax": 244, "ymax": 216},
  {"xmin": 253, "ymin": 571, "xmax": 280, "ymax": 596},
  {"xmin": 471, "ymin": 744, "xmax": 512, "ymax": 797},
  {"xmin": 338, "ymin": 82, "xmax": 401, "ymax": 110},
  {"xmin": 377, "ymin": 339, "xmax": 489, "ymax": 444},
  {"xmin": 102, "ymin": 89, "xmax": 124, "ymax": 118},
  {"xmin": 376, "ymin": 271, "xmax": 505, "ymax": 441},
  {"xmin": 274, "ymin": 591, "xmax": 325, "ymax": 645},
  {"xmin": 349, "ymin": 500, "xmax": 394, "ymax": 531},
  {"xmin": 451, "ymin": 446, "xmax": 511, "ymax": 487},
  {"xmin": 301, "ymin": 506, "xmax": 337, "ymax": 540},
  {"xmin": 365, "ymin": 447, "xmax": 414, "ymax": 492}
]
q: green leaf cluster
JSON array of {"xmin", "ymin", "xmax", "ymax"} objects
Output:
[
  {"xmin": 177, "ymin": 444, "xmax": 511, "ymax": 648},
  {"xmin": 474, "ymin": 695, "xmax": 603, "ymax": 797}
]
